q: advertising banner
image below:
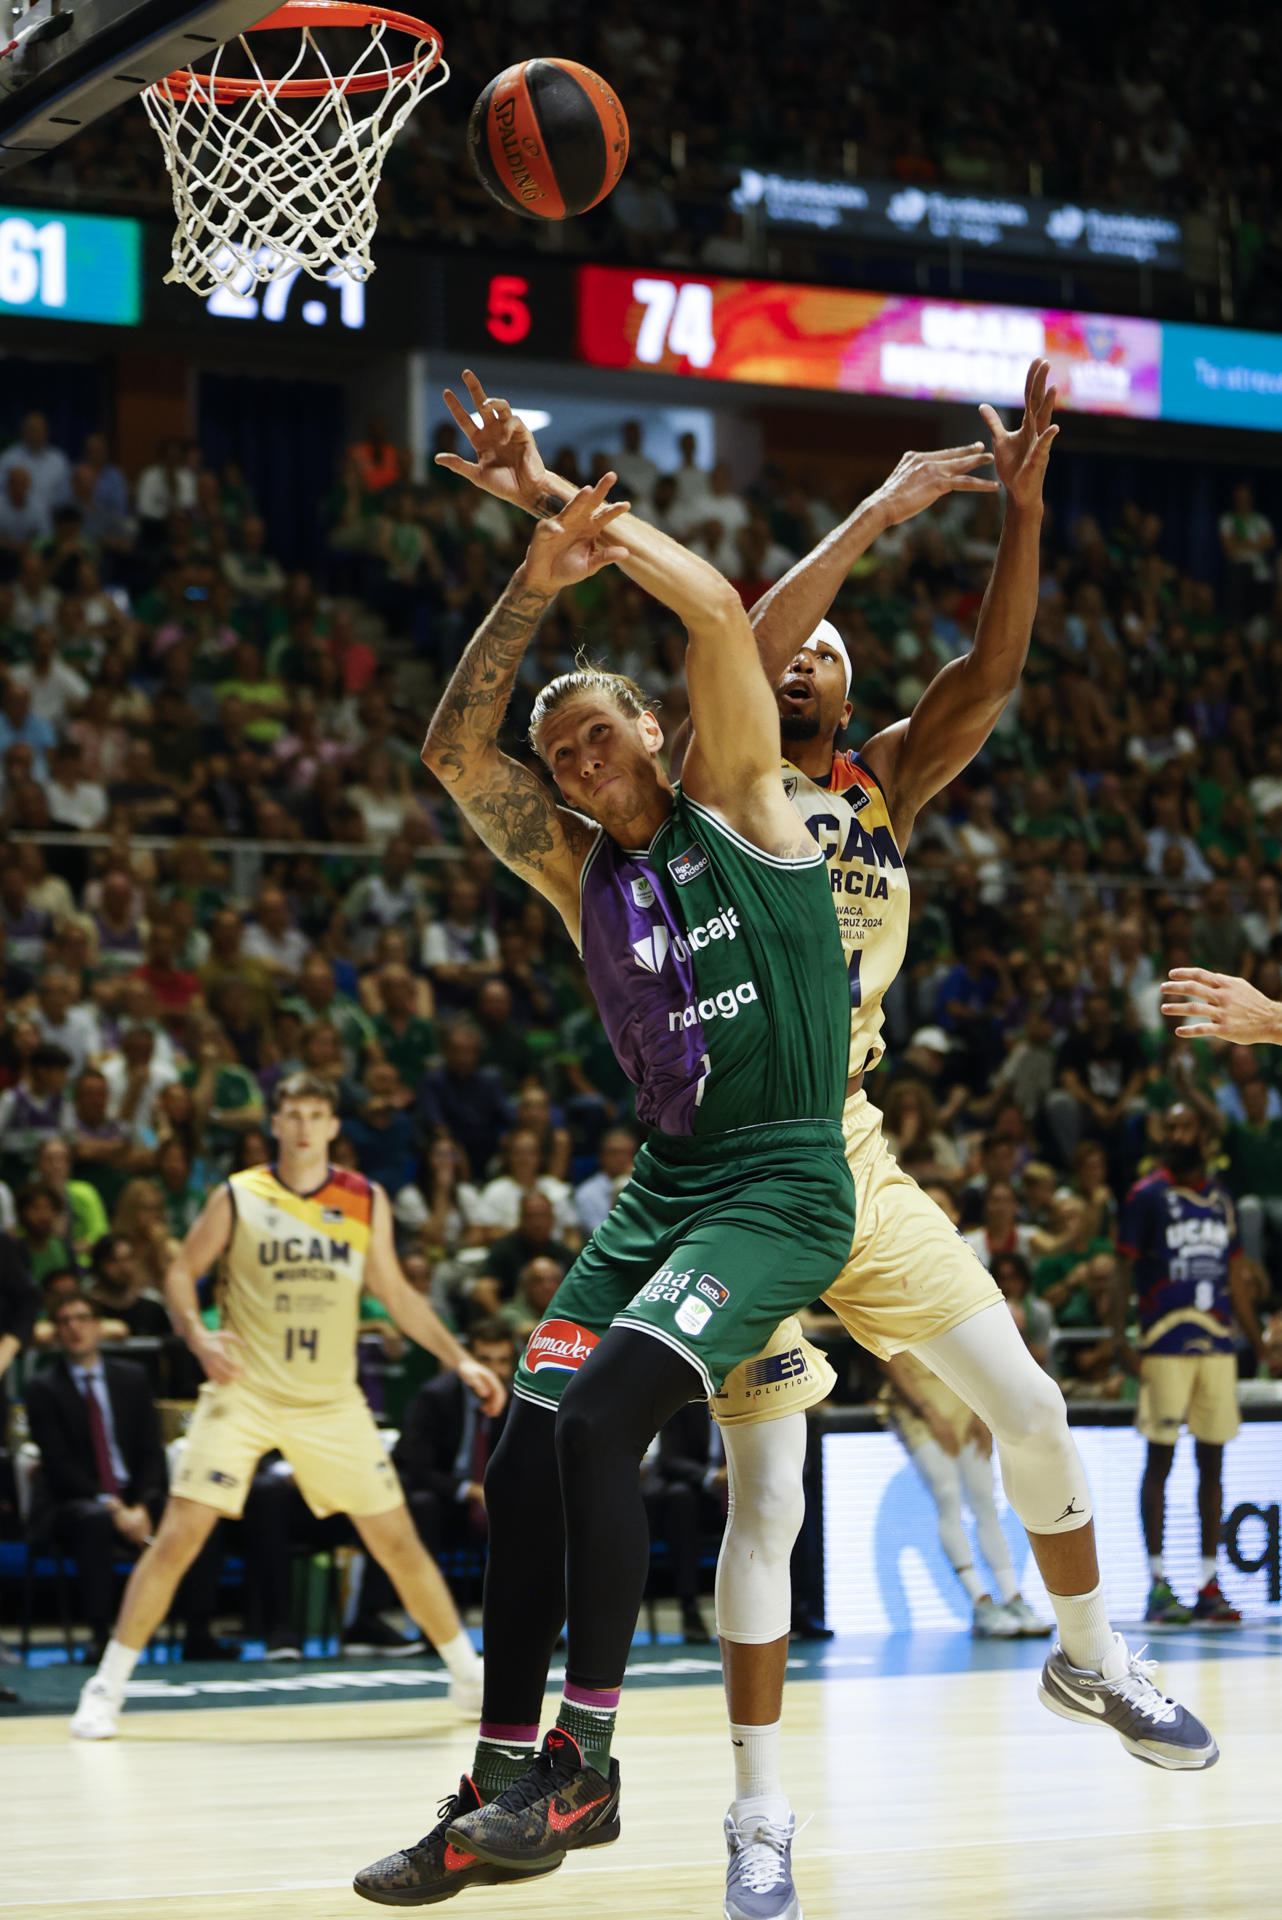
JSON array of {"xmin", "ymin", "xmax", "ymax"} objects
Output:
[{"xmin": 577, "ymin": 267, "xmax": 1162, "ymax": 417}]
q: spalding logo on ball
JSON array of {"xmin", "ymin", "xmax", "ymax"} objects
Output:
[{"xmin": 469, "ymin": 58, "xmax": 629, "ymax": 220}]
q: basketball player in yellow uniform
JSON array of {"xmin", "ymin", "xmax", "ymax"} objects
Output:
[{"xmin": 71, "ymin": 1072, "xmax": 506, "ymax": 1740}]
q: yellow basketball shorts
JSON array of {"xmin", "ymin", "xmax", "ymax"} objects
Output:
[
  {"xmin": 173, "ymin": 1378, "xmax": 404, "ymax": 1519},
  {"xmin": 1137, "ymin": 1352, "xmax": 1240, "ymax": 1446},
  {"xmin": 821, "ymin": 1089, "xmax": 1000, "ymax": 1361},
  {"xmin": 714, "ymin": 1090, "xmax": 999, "ymax": 1424}
]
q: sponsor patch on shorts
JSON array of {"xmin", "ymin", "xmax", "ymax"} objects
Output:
[
  {"xmin": 667, "ymin": 842, "xmax": 709, "ymax": 886},
  {"xmin": 525, "ymin": 1317, "xmax": 600, "ymax": 1375},
  {"xmin": 696, "ymin": 1275, "xmax": 728, "ymax": 1308},
  {"xmin": 675, "ymin": 1296, "xmax": 712, "ymax": 1337}
]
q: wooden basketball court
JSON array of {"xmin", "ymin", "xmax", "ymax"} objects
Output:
[{"xmin": 3, "ymin": 1630, "xmax": 1278, "ymax": 1920}]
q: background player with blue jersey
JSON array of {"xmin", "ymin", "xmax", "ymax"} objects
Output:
[{"xmin": 1115, "ymin": 1102, "xmax": 1267, "ymax": 1625}]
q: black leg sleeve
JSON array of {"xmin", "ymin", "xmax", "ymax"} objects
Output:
[
  {"xmin": 480, "ymin": 1396, "xmax": 568, "ymax": 1728},
  {"xmin": 556, "ymin": 1327, "xmax": 702, "ymax": 1694}
]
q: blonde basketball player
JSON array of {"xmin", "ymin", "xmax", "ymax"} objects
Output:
[
  {"xmin": 71, "ymin": 1072, "xmax": 505, "ymax": 1740},
  {"xmin": 355, "ymin": 369, "xmax": 1215, "ymax": 1916}
]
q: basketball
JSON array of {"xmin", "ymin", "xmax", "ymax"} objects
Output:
[{"xmin": 468, "ymin": 58, "xmax": 629, "ymax": 220}]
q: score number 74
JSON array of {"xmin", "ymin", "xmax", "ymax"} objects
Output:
[{"xmin": 631, "ymin": 279, "xmax": 716, "ymax": 369}]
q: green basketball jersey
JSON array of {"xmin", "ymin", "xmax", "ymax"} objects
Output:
[{"xmin": 577, "ymin": 784, "xmax": 850, "ymax": 1134}]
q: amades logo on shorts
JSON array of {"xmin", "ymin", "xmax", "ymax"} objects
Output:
[
  {"xmin": 668, "ymin": 978, "xmax": 759, "ymax": 1031},
  {"xmin": 525, "ymin": 1318, "xmax": 600, "ymax": 1374}
]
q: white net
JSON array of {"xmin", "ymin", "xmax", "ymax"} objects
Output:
[{"xmin": 142, "ymin": 8, "xmax": 448, "ymax": 295}]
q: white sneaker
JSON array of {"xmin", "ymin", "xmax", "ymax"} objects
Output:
[
  {"xmin": 723, "ymin": 1808, "xmax": 801, "ymax": 1920},
  {"xmin": 448, "ymin": 1659, "xmax": 483, "ymax": 1717},
  {"xmin": 1002, "ymin": 1594, "xmax": 1054, "ymax": 1638},
  {"xmin": 971, "ymin": 1596, "xmax": 1019, "ymax": 1639},
  {"xmin": 71, "ymin": 1676, "xmax": 122, "ymax": 1740}
]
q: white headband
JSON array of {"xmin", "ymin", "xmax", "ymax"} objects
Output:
[{"xmin": 801, "ymin": 618, "xmax": 852, "ymax": 698}]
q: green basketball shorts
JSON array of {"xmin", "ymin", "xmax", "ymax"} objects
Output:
[{"xmin": 513, "ymin": 1119, "xmax": 855, "ymax": 1407}]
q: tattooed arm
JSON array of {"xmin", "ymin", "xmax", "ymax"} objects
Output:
[{"xmin": 422, "ymin": 478, "xmax": 628, "ymax": 941}]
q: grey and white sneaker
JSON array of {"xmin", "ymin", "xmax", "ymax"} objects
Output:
[
  {"xmin": 971, "ymin": 1596, "xmax": 1018, "ymax": 1639},
  {"xmin": 1002, "ymin": 1595, "xmax": 1053, "ymax": 1638},
  {"xmin": 723, "ymin": 1811, "xmax": 801, "ymax": 1920},
  {"xmin": 1039, "ymin": 1633, "xmax": 1218, "ymax": 1770}
]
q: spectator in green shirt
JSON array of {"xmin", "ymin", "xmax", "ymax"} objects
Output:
[
  {"xmin": 15, "ymin": 1181, "xmax": 78, "ymax": 1284},
  {"xmin": 1033, "ymin": 1192, "xmax": 1117, "ymax": 1330},
  {"xmin": 283, "ymin": 952, "xmax": 374, "ymax": 1072},
  {"xmin": 214, "ymin": 640, "xmax": 290, "ymax": 746},
  {"xmin": 1223, "ymin": 1076, "xmax": 1282, "ymax": 1276},
  {"xmin": 34, "ymin": 1135, "xmax": 108, "ymax": 1257},
  {"xmin": 155, "ymin": 1137, "xmax": 204, "ymax": 1239},
  {"xmin": 182, "ymin": 1019, "xmax": 266, "ymax": 1166},
  {"xmin": 368, "ymin": 962, "xmax": 437, "ymax": 1089}
]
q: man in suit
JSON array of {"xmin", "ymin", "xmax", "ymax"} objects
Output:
[
  {"xmin": 0, "ymin": 1229, "xmax": 38, "ymax": 1684},
  {"xmin": 24, "ymin": 1294, "xmax": 221, "ymax": 1660},
  {"xmin": 394, "ymin": 1319, "xmax": 516, "ymax": 1561}
]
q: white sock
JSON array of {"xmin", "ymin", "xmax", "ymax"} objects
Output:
[
  {"xmin": 437, "ymin": 1629, "xmax": 479, "ymax": 1684},
  {"xmin": 956, "ymin": 1565, "xmax": 986, "ymax": 1603},
  {"xmin": 1048, "ymin": 1582, "xmax": 1115, "ymax": 1674},
  {"xmin": 1200, "ymin": 1555, "xmax": 1217, "ymax": 1587},
  {"xmin": 994, "ymin": 1569, "xmax": 1020, "ymax": 1605},
  {"xmin": 729, "ymin": 1719, "xmax": 788, "ymax": 1827},
  {"xmin": 97, "ymin": 1639, "xmax": 139, "ymax": 1695},
  {"xmin": 1148, "ymin": 1553, "xmax": 1165, "ymax": 1581}
]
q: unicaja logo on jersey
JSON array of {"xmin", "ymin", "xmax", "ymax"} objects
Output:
[
  {"xmin": 525, "ymin": 1318, "xmax": 599, "ymax": 1374},
  {"xmin": 633, "ymin": 907, "xmax": 740, "ymax": 976},
  {"xmin": 632, "ymin": 927, "xmax": 672, "ymax": 974}
]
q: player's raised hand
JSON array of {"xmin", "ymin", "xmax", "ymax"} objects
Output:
[
  {"xmin": 518, "ymin": 474, "xmax": 630, "ymax": 593},
  {"xmin": 436, "ymin": 369, "xmax": 550, "ymax": 510},
  {"xmin": 459, "ymin": 1355, "xmax": 508, "ymax": 1417},
  {"xmin": 1160, "ymin": 967, "xmax": 1282, "ymax": 1045},
  {"xmin": 979, "ymin": 356, "xmax": 1059, "ymax": 509},
  {"xmin": 872, "ymin": 443, "xmax": 999, "ymax": 529}
]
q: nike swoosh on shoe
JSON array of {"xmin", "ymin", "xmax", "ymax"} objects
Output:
[{"xmin": 548, "ymin": 1797, "xmax": 608, "ymax": 1833}]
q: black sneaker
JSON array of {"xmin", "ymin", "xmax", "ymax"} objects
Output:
[
  {"xmin": 353, "ymin": 1775, "xmax": 561, "ymax": 1906},
  {"xmin": 446, "ymin": 1727, "xmax": 621, "ymax": 1871},
  {"xmin": 343, "ymin": 1618, "xmax": 428, "ymax": 1657}
]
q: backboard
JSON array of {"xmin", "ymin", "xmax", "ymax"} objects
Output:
[{"xmin": 0, "ymin": 1, "xmax": 279, "ymax": 172}]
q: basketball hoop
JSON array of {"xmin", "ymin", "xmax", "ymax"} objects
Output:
[{"xmin": 142, "ymin": 3, "xmax": 448, "ymax": 295}]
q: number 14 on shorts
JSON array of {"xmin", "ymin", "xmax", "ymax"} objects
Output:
[{"xmin": 285, "ymin": 1327, "xmax": 318, "ymax": 1361}]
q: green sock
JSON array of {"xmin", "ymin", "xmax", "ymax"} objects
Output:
[
  {"xmin": 471, "ymin": 1736, "xmax": 536, "ymax": 1802},
  {"xmin": 555, "ymin": 1696, "xmax": 617, "ymax": 1776}
]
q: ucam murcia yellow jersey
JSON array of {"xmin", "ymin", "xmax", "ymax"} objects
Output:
[
  {"xmin": 782, "ymin": 750, "xmax": 909, "ymax": 1076},
  {"xmin": 221, "ymin": 1164, "xmax": 373, "ymax": 1404}
]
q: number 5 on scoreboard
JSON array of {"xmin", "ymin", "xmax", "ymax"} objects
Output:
[{"xmin": 632, "ymin": 278, "xmax": 716, "ymax": 369}]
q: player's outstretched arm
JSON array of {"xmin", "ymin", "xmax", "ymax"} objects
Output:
[
  {"xmin": 1160, "ymin": 968, "xmax": 1282, "ymax": 1045},
  {"xmin": 437, "ymin": 369, "xmax": 777, "ymax": 636},
  {"xmin": 748, "ymin": 447, "xmax": 998, "ymax": 684},
  {"xmin": 862, "ymin": 358, "xmax": 1058, "ymax": 841},
  {"xmin": 363, "ymin": 1187, "xmax": 507, "ymax": 1414},
  {"xmin": 422, "ymin": 479, "xmax": 627, "ymax": 932},
  {"xmin": 164, "ymin": 1184, "xmax": 244, "ymax": 1384}
]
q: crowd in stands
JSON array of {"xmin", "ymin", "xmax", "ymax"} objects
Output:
[
  {"xmin": 5, "ymin": 1, "xmax": 1281, "ymax": 321},
  {"xmin": 3, "ymin": 392, "xmax": 1282, "ymax": 1639}
]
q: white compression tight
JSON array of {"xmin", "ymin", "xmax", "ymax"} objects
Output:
[
  {"xmin": 911, "ymin": 1436, "xmax": 1014, "ymax": 1589},
  {"xmin": 912, "ymin": 1302, "xmax": 1091, "ymax": 1535},
  {"xmin": 716, "ymin": 1410, "xmax": 808, "ymax": 1644}
]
